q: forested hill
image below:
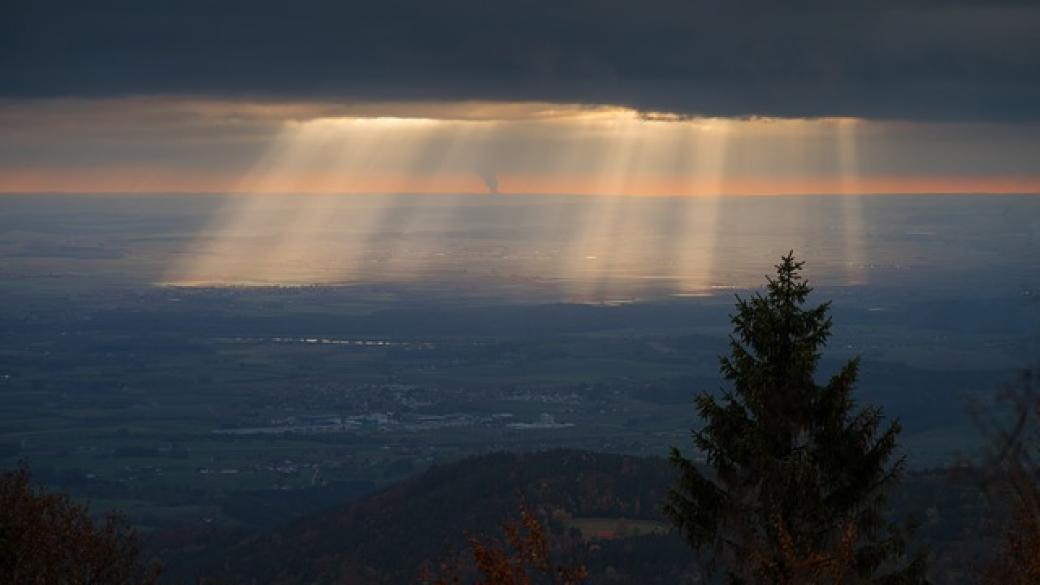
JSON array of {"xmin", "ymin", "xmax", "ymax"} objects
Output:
[{"xmin": 191, "ymin": 450, "xmax": 693, "ymax": 584}]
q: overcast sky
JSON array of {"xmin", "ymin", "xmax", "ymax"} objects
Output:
[{"xmin": 2, "ymin": 1, "xmax": 1039, "ymax": 195}]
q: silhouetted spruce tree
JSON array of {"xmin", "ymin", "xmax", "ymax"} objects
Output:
[{"xmin": 665, "ymin": 253, "xmax": 926, "ymax": 584}]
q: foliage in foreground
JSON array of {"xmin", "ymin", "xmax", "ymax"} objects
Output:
[
  {"xmin": 421, "ymin": 501, "xmax": 587, "ymax": 585},
  {"xmin": 975, "ymin": 368, "xmax": 1040, "ymax": 584},
  {"xmin": 666, "ymin": 252, "xmax": 926, "ymax": 584},
  {"xmin": 0, "ymin": 465, "xmax": 160, "ymax": 585}
]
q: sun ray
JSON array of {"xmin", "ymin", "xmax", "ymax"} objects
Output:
[
  {"xmin": 836, "ymin": 118, "xmax": 867, "ymax": 284},
  {"xmin": 161, "ymin": 107, "xmax": 898, "ymax": 291},
  {"xmin": 674, "ymin": 118, "xmax": 731, "ymax": 293},
  {"xmin": 562, "ymin": 113, "xmax": 646, "ymax": 299}
]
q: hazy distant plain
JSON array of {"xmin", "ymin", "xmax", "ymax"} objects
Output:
[{"xmin": 0, "ymin": 193, "xmax": 1036, "ymax": 531}]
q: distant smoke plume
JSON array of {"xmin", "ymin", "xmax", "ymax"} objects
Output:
[{"xmin": 476, "ymin": 168, "xmax": 499, "ymax": 194}]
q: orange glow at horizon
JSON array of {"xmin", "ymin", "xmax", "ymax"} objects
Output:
[
  {"xmin": 3, "ymin": 168, "xmax": 1040, "ymax": 196},
  {"xmin": 3, "ymin": 105, "xmax": 1040, "ymax": 197},
  {"xmin": 1, "ymin": 100, "xmax": 1035, "ymax": 292}
]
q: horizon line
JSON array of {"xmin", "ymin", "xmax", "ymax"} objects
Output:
[{"xmin": 2, "ymin": 190, "xmax": 1039, "ymax": 198}]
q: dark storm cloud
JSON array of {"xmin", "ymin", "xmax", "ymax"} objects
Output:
[{"xmin": 3, "ymin": 0, "xmax": 1039, "ymax": 121}]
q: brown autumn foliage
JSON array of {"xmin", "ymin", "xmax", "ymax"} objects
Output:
[
  {"xmin": 421, "ymin": 501, "xmax": 587, "ymax": 585},
  {"xmin": 986, "ymin": 503, "xmax": 1040, "ymax": 584},
  {"xmin": 975, "ymin": 369, "xmax": 1040, "ymax": 584},
  {"xmin": 0, "ymin": 465, "xmax": 160, "ymax": 585}
]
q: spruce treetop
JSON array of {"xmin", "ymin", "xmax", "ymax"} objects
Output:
[{"xmin": 666, "ymin": 252, "xmax": 926, "ymax": 584}]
